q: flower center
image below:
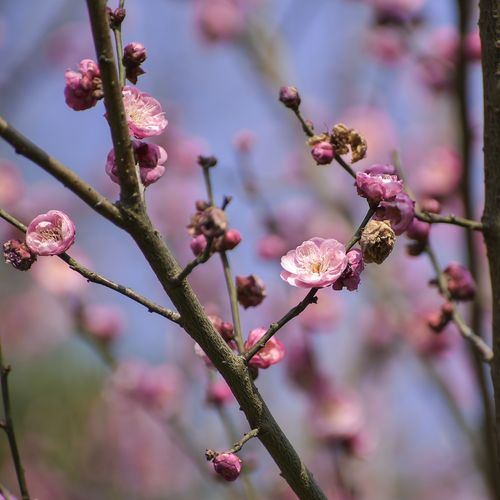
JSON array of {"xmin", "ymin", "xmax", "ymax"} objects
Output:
[
  {"xmin": 39, "ymin": 224, "xmax": 62, "ymax": 242},
  {"xmin": 311, "ymin": 261, "xmax": 322, "ymax": 274}
]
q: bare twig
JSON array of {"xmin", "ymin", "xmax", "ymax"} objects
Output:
[
  {"xmin": 226, "ymin": 428, "xmax": 260, "ymax": 455},
  {"xmin": 0, "ymin": 343, "xmax": 30, "ymax": 500},
  {"xmin": 415, "ymin": 211, "xmax": 483, "ymax": 231},
  {"xmin": 172, "ymin": 238, "xmax": 214, "ymax": 284}
]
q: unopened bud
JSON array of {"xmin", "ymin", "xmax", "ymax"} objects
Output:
[
  {"xmin": 212, "ymin": 453, "xmax": 242, "ymax": 481},
  {"xmin": 311, "ymin": 141, "xmax": 335, "ymax": 165},
  {"xmin": 219, "ymin": 229, "xmax": 242, "ymax": 251},
  {"xmin": 360, "ymin": 220, "xmax": 395, "ymax": 264},
  {"xmin": 236, "ymin": 275, "xmax": 267, "ymax": 308},
  {"xmin": 198, "ymin": 155, "xmax": 218, "ymax": 168},
  {"xmin": 279, "ymin": 86, "xmax": 301, "ymax": 110}
]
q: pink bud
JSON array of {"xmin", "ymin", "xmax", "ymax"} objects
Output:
[
  {"xmin": 406, "ymin": 218, "xmax": 430, "ymax": 242},
  {"xmin": 443, "ymin": 262, "xmax": 475, "ymax": 301},
  {"xmin": 26, "ymin": 210, "xmax": 76, "ymax": 256},
  {"xmin": 311, "ymin": 141, "xmax": 335, "ymax": 165},
  {"xmin": 279, "ymin": 86, "xmax": 301, "ymax": 109},
  {"xmin": 190, "ymin": 234, "xmax": 208, "ymax": 256},
  {"xmin": 64, "ymin": 59, "xmax": 102, "ymax": 111},
  {"xmin": 236, "ymin": 275, "xmax": 266, "ymax": 308},
  {"xmin": 3, "ymin": 239, "xmax": 37, "ymax": 271},
  {"xmin": 82, "ymin": 304, "xmax": 124, "ymax": 342},
  {"xmin": 212, "ymin": 453, "xmax": 242, "ymax": 481},
  {"xmin": 332, "ymin": 249, "xmax": 364, "ymax": 291},
  {"xmin": 220, "ymin": 229, "xmax": 242, "ymax": 250},
  {"xmin": 123, "ymin": 42, "xmax": 147, "ymax": 66},
  {"xmin": 208, "ymin": 314, "xmax": 234, "ymax": 341},
  {"xmin": 420, "ymin": 197, "xmax": 441, "ymax": 214},
  {"xmin": 355, "ymin": 169, "xmax": 403, "ymax": 205},
  {"xmin": 206, "ymin": 380, "xmax": 234, "ymax": 406}
]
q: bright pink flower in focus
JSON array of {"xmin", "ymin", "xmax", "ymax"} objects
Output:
[
  {"xmin": 26, "ymin": 210, "xmax": 76, "ymax": 256},
  {"xmin": 355, "ymin": 170, "xmax": 403, "ymax": 205},
  {"xmin": 280, "ymin": 237, "xmax": 348, "ymax": 288},
  {"xmin": 244, "ymin": 328, "xmax": 285, "ymax": 369},
  {"xmin": 122, "ymin": 86, "xmax": 167, "ymax": 138},
  {"xmin": 212, "ymin": 453, "xmax": 242, "ymax": 481},
  {"xmin": 64, "ymin": 59, "xmax": 102, "ymax": 111},
  {"xmin": 106, "ymin": 140, "xmax": 167, "ymax": 186}
]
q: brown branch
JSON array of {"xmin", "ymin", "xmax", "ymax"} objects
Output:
[
  {"xmin": 0, "ymin": 343, "xmax": 30, "ymax": 500},
  {"xmin": 86, "ymin": 0, "xmax": 140, "ymax": 207},
  {"xmin": 0, "ymin": 208, "xmax": 181, "ymax": 326},
  {"xmin": 0, "ymin": 117, "xmax": 123, "ymax": 228},
  {"xmin": 415, "ymin": 211, "xmax": 483, "ymax": 231},
  {"xmin": 172, "ymin": 238, "xmax": 214, "ymax": 284},
  {"xmin": 225, "ymin": 428, "xmax": 260, "ymax": 455}
]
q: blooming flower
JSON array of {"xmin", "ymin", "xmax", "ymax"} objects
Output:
[
  {"xmin": 26, "ymin": 210, "xmax": 76, "ymax": 256},
  {"xmin": 212, "ymin": 453, "xmax": 242, "ymax": 481},
  {"xmin": 122, "ymin": 86, "xmax": 167, "ymax": 138},
  {"xmin": 280, "ymin": 237, "xmax": 348, "ymax": 288},
  {"xmin": 64, "ymin": 59, "xmax": 103, "ymax": 111},
  {"xmin": 244, "ymin": 328, "xmax": 285, "ymax": 369},
  {"xmin": 106, "ymin": 140, "xmax": 167, "ymax": 186},
  {"xmin": 375, "ymin": 191, "xmax": 415, "ymax": 235},
  {"xmin": 355, "ymin": 168, "xmax": 403, "ymax": 205},
  {"xmin": 332, "ymin": 249, "xmax": 364, "ymax": 291}
]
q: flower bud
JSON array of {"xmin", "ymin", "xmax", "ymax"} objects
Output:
[
  {"xmin": 332, "ymin": 249, "xmax": 364, "ymax": 291},
  {"xmin": 311, "ymin": 141, "xmax": 335, "ymax": 165},
  {"xmin": 406, "ymin": 218, "xmax": 430, "ymax": 243},
  {"xmin": 190, "ymin": 234, "xmax": 208, "ymax": 256},
  {"xmin": 236, "ymin": 275, "xmax": 267, "ymax": 308},
  {"xmin": 123, "ymin": 42, "xmax": 147, "ymax": 84},
  {"xmin": 208, "ymin": 314, "xmax": 234, "ymax": 341},
  {"xmin": 219, "ymin": 229, "xmax": 242, "ymax": 251},
  {"xmin": 206, "ymin": 380, "xmax": 234, "ymax": 406},
  {"xmin": 108, "ymin": 7, "xmax": 126, "ymax": 29},
  {"xmin": 443, "ymin": 262, "xmax": 475, "ymax": 301},
  {"xmin": 212, "ymin": 453, "xmax": 242, "ymax": 481},
  {"xmin": 420, "ymin": 197, "xmax": 441, "ymax": 214},
  {"xmin": 356, "ymin": 170, "xmax": 403, "ymax": 205},
  {"xmin": 3, "ymin": 239, "xmax": 37, "ymax": 271},
  {"xmin": 64, "ymin": 59, "xmax": 103, "ymax": 111},
  {"xmin": 279, "ymin": 86, "xmax": 301, "ymax": 110},
  {"xmin": 244, "ymin": 328, "xmax": 285, "ymax": 369},
  {"xmin": 197, "ymin": 155, "xmax": 218, "ymax": 168},
  {"xmin": 360, "ymin": 220, "xmax": 395, "ymax": 264}
]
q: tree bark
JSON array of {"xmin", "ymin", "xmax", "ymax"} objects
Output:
[{"xmin": 479, "ymin": 0, "xmax": 500, "ymax": 487}]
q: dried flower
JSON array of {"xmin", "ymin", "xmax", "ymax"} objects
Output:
[
  {"xmin": 236, "ymin": 275, "xmax": 267, "ymax": 308},
  {"xmin": 122, "ymin": 86, "xmax": 167, "ymax": 138},
  {"xmin": 3, "ymin": 239, "xmax": 37, "ymax": 271},
  {"xmin": 244, "ymin": 328, "xmax": 285, "ymax": 369},
  {"xmin": 190, "ymin": 207, "xmax": 228, "ymax": 238},
  {"xmin": 280, "ymin": 238, "xmax": 348, "ymax": 288},
  {"xmin": 332, "ymin": 249, "xmax": 364, "ymax": 291},
  {"xmin": 212, "ymin": 453, "xmax": 242, "ymax": 481},
  {"xmin": 26, "ymin": 210, "xmax": 76, "ymax": 256},
  {"xmin": 360, "ymin": 220, "xmax": 395, "ymax": 264},
  {"xmin": 64, "ymin": 59, "xmax": 103, "ymax": 111},
  {"xmin": 331, "ymin": 123, "xmax": 367, "ymax": 163}
]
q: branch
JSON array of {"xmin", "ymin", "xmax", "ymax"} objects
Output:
[
  {"xmin": 426, "ymin": 244, "xmax": 493, "ymax": 363},
  {"xmin": 415, "ymin": 211, "xmax": 483, "ymax": 231},
  {"xmin": 0, "ymin": 343, "xmax": 30, "ymax": 500},
  {"xmin": 0, "ymin": 208, "xmax": 181, "ymax": 326},
  {"xmin": 244, "ymin": 206, "xmax": 376, "ymax": 364},
  {"xmin": 0, "ymin": 117, "xmax": 123, "ymax": 228},
  {"xmin": 172, "ymin": 237, "xmax": 214, "ymax": 284},
  {"xmin": 86, "ymin": 0, "xmax": 140, "ymax": 207}
]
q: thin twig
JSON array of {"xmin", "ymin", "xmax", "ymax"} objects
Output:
[
  {"xmin": 425, "ymin": 244, "xmax": 493, "ymax": 363},
  {"xmin": 0, "ymin": 208, "xmax": 182, "ymax": 326},
  {"xmin": 111, "ymin": 0, "xmax": 126, "ymax": 87},
  {"xmin": 0, "ymin": 343, "xmax": 30, "ymax": 500},
  {"xmin": 172, "ymin": 238, "xmax": 214, "ymax": 284},
  {"xmin": 415, "ymin": 211, "xmax": 483, "ymax": 231},
  {"xmin": 244, "ymin": 206, "xmax": 376, "ymax": 363},
  {"xmin": 0, "ymin": 117, "xmax": 123, "ymax": 228},
  {"xmin": 226, "ymin": 428, "xmax": 260, "ymax": 455}
]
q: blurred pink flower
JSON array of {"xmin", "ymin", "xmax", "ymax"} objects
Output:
[
  {"xmin": 244, "ymin": 328, "xmax": 285, "ymax": 369},
  {"xmin": 64, "ymin": 59, "xmax": 102, "ymax": 111},
  {"xmin": 0, "ymin": 160, "xmax": 24, "ymax": 206},
  {"xmin": 122, "ymin": 86, "xmax": 167, "ymax": 138},
  {"xmin": 81, "ymin": 304, "xmax": 125, "ymax": 342},
  {"xmin": 257, "ymin": 233, "xmax": 288, "ymax": 260},
  {"xmin": 195, "ymin": 0, "xmax": 245, "ymax": 43},
  {"xmin": 206, "ymin": 379, "xmax": 234, "ymax": 405},
  {"xmin": 465, "ymin": 30, "xmax": 481, "ymax": 61},
  {"xmin": 106, "ymin": 140, "xmax": 167, "ymax": 186},
  {"xmin": 26, "ymin": 210, "xmax": 76, "ymax": 256},
  {"xmin": 366, "ymin": 27, "xmax": 408, "ymax": 64},
  {"xmin": 443, "ymin": 262, "xmax": 475, "ymax": 301},
  {"xmin": 281, "ymin": 238, "xmax": 348, "ymax": 289},
  {"xmin": 233, "ymin": 129, "xmax": 256, "ymax": 153}
]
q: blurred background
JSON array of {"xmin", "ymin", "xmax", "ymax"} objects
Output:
[{"xmin": 0, "ymin": 0, "xmax": 491, "ymax": 498}]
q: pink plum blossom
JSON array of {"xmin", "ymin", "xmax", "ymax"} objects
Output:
[
  {"xmin": 212, "ymin": 453, "xmax": 242, "ymax": 481},
  {"xmin": 64, "ymin": 59, "xmax": 102, "ymax": 111},
  {"xmin": 443, "ymin": 262, "xmax": 476, "ymax": 301},
  {"xmin": 280, "ymin": 237, "xmax": 348, "ymax": 288},
  {"xmin": 257, "ymin": 233, "xmax": 288, "ymax": 260},
  {"xmin": 375, "ymin": 191, "xmax": 415, "ymax": 235},
  {"xmin": 26, "ymin": 210, "xmax": 76, "ymax": 256},
  {"xmin": 244, "ymin": 328, "xmax": 285, "ymax": 369},
  {"xmin": 106, "ymin": 140, "xmax": 167, "ymax": 186},
  {"xmin": 355, "ymin": 169, "xmax": 403, "ymax": 205},
  {"xmin": 332, "ymin": 249, "xmax": 364, "ymax": 291},
  {"xmin": 366, "ymin": 27, "xmax": 408, "ymax": 65},
  {"xmin": 195, "ymin": 0, "xmax": 245, "ymax": 43},
  {"xmin": 122, "ymin": 86, "xmax": 167, "ymax": 138}
]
